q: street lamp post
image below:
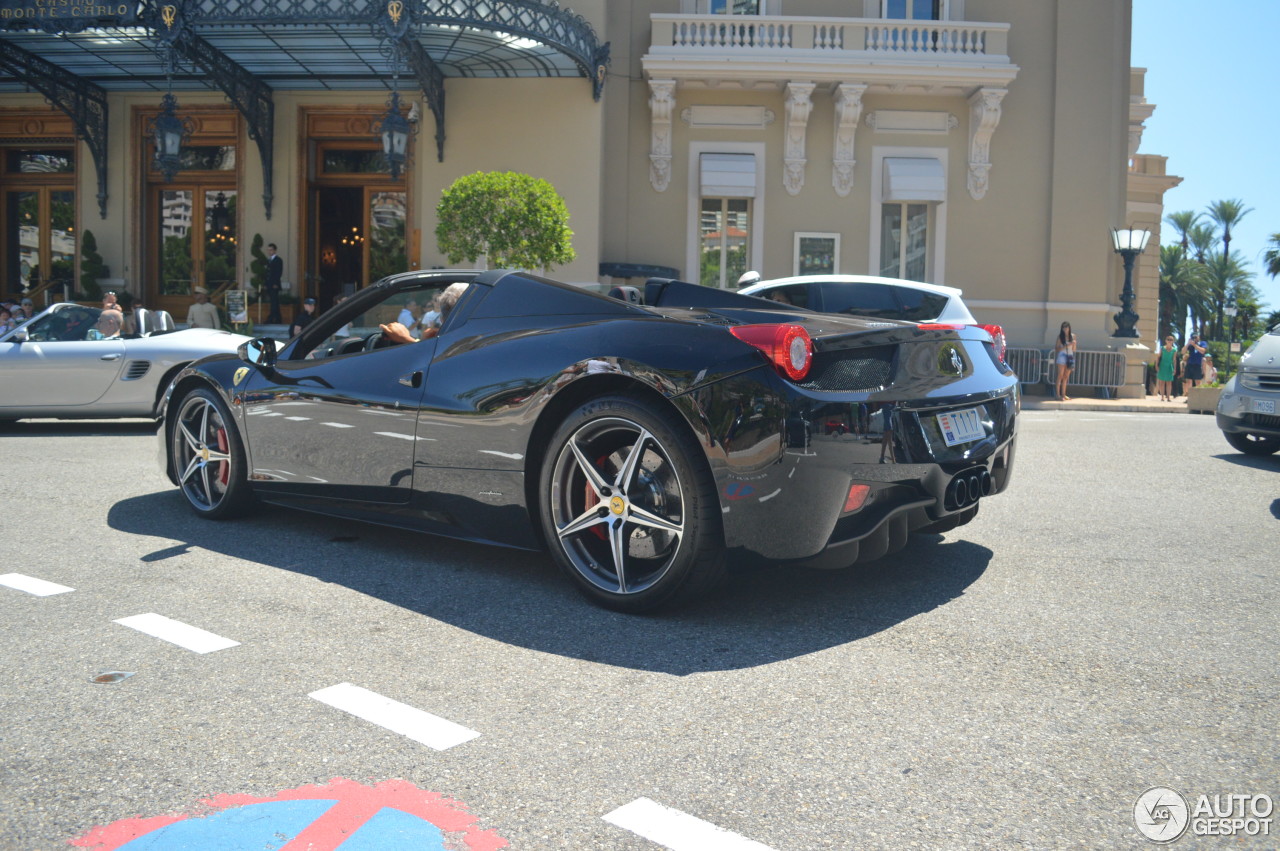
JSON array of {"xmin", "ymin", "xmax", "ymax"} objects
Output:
[
  {"xmin": 1111, "ymin": 227, "xmax": 1152, "ymax": 338},
  {"xmin": 1224, "ymin": 296, "xmax": 1238, "ymax": 379}
]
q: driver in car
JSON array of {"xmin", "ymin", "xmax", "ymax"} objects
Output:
[
  {"xmin": 379, "ymin": 283, "xmax": 467, "ymax": 345},
  {"xmin": 87, "ymin": 310, "xmax": 123, "ymax": 340}
]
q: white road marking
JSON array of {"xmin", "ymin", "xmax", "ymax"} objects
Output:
[
  {"xmin": 321, "ymin": 422, "xmax": 355, "ymax": 428},
  {"xmin": 0, "ymin": 573, "xmax": 74, "ymax": 596},
  {"xmin": 285, "ymin": 416, "xmax": 311, "ymax": 421},
  {"xmin": 375, "ymin": 431, "xmax": 417, "ymax": 440},
  {"xmin": 603, "ymin": 798, "xmax": 777, "ymax": 851},
  {"xmin": 757, "ymin": 488, "xmax": 781, "ymax": 502},
  {"xmin": 113, "ymin": 613, "xmax": 241, "ymax": 654},
  {"xmin": 478, "ymin": 450, "xmax": 523, "ymax": 460},
  {"xmin": 309, "ymin": 683, "xmax": 480, "ymax": 751}
]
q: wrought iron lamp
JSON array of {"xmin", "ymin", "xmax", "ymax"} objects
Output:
[
  {"xmin": 149, "ymin": 93, "xmax": 192, "ymax": 183},
  {"xmin": 372, "ymin": 0, "xmax": 416, "ymax": 180},
  {"xmin": 149, "ymin": 4, "xmax": 193, "ymax": 183},
  {"xmin": 1110, "ymin": 226, "xmax": 1151, "ymax": 338},
  {"xmin": 374, "ymin": 90, "xmax": 412, "ymax": 179}
]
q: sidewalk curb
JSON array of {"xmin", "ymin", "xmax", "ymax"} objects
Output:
[{"xmin": 1022, "ymin": 397, "xmax": 1191, "ymax": 414}]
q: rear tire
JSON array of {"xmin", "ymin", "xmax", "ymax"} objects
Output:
[
  {"xmin": 169, "ymin": 387, "xmax": 253, "ymax": 519},
  {"xmin": 539, "ymin": 394, "xmax": 725, "ymax": 612},
  {"xmin": 1223, "ymin": 430, "xmax": 1280, "ymax": 456}
]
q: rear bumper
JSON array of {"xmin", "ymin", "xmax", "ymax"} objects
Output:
[{"xmin": 692, "ymin": 362, "xmax": 1019, "ymax": 566}]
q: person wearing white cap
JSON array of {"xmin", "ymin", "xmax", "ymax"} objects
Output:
[{"xmin": 186, "ymin": 286, "xmax": 220, "ymax": 329}]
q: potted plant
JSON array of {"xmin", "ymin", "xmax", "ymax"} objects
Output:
[{"xmin": 1185, "ymin": 382, "xmax": 1221, "ymax": 414}]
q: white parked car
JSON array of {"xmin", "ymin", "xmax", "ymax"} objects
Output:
[
  {"xmin": 1216, "ymin": 323, "xmax": 1280, "ymax": 455},
  {"xmin": 738, "ymin": 274, "xmax": 1005, "ymax": 359},
  {"xmin": 1, "ymin": 301, "xmax": 251, "ymax": 422}
]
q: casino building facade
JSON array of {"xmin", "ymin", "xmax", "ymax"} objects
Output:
[{"xmin": 1, "ymin": 0, "xmax": 1177, "ymax": 381}]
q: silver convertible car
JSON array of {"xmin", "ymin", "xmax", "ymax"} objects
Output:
[{"xmin": 1, "ymin": 301, "xmax": 251, "ymax": 423}]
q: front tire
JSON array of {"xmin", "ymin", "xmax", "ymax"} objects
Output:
[
  {"xmin": 1223, "ymin": 430, "xmax": 1280, "ymax": 456},
  {"xmin": 539, "ymin": 394, "xmax": 725, "ymax": 612},
  {"xmin": 169, "ymin": 387, "xmax": 253, "ymax": 519}
]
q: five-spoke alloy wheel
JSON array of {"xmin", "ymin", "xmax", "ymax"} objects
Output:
[
  {"xmin": 540, "ymin": 395, "xmax": 724, "ymax": 612},
  {"xmin": 170, "ymin": 387, "xmax": 252, "ymax": 518}
]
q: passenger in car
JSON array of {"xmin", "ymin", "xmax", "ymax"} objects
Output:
[{"xmin": 380, "ymin": 283, "xmax": 468, "ymax": 345}]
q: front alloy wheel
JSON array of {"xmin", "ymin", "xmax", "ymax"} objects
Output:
[
  {"xmin": 171, "ymin": 388, "xmax": 252, "ymax": 518},
  {"xmin": 541, "ymin": 396, "xmax": 724, "ymax": 612}
]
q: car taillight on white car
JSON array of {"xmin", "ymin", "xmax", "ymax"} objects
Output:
[
  {"xmin": 977, "ymin": 324, "xmax": 1007, "ymax": 362},
  {"xmin": 730, "ymin": 324, "xmax": 814, "ymax": 381}
]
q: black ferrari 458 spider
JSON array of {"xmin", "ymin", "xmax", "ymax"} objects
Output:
[{"xmin": 159, "ymin": 269, "xmax": 1018, "ymax": 611}]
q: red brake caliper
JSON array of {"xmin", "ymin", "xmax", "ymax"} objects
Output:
[
  {"xmin": 216, "ymin": 428, "xmax": 229, "ymax": 486},
  {"xmin": 584, "ymin": 454, "xmax": 609, "ymax": 540}
]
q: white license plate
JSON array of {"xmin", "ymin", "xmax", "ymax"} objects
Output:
[
  {"xmin": 936, "ymin": 408, "xmax": 985, "ymax": 447},
  {"xmin": 1252, "ymin": 398, "xmax": 1276, "ymax": 414}
]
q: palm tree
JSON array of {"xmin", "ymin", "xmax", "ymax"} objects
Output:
[
  {"xmin": 1188, "ymin": 223, "xmax": 1215, "ymax": 265},
  {"xmin": 1202, "ymin": 250, "xmax": 1253, "ymax": 341},
  {"xmin": 1157, "ymin": 244, "xmax": 1211, "ymax": 342},
  {"xmin": 1206, "ymin": 198, "xmax": 1254, "ymax": 262},
  {"xmin": 1265, "ymin": 232, "xmax": 1280, "ymax": 280},
  {"xmin": 1164, "ymin": 210, "xmax": 1202, "ymax": 252}
]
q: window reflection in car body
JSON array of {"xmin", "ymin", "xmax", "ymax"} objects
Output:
[{"xmin": 237, "ymin": 282, "xmax": 464, "ymax": 504}]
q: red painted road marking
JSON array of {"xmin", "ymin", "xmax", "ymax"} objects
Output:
[{"xmin": 70, "ymin": 778, "xmax": 508, "ymax": 851}]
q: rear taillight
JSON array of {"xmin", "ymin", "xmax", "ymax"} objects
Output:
[
  {"xmin": 977, "ymin": 323, "xmax": 1007, "ymax": 362},
  {"xmin": 917, "ymin": 323, "xmax": 966, "ymax": 330},
  {"xmin": 730, "ymin": 324, "xmax": 813, "ymax": 381}
]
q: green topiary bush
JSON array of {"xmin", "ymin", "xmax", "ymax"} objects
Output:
[{"xmin": 435, "ymin": 171, "xmax": 575, "ymax": 271}]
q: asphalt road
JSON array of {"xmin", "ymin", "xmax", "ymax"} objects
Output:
[{"xmin": 1, "ymin": 410, "xmax": 1276, "ymax": 849}]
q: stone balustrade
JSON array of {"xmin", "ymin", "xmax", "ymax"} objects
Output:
[{"xmin": 650, "ymin": 14, "xmax": 1010, "ymax": 63}]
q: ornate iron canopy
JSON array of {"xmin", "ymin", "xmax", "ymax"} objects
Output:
[{"xmin": 0, "ymin": 0, "xmax": 610, "ymax": 216}]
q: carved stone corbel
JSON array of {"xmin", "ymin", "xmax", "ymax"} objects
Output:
[
  {"xmin": 783, "ymin": 81, "xmax": 815, "ymax": 196},
  {"xmin": 832, "ymin": 83, "xmax": 867, "ymax": 197},
  {"xmin": 967, "ymin": 87, "xmax": 1006, "ymax": 200},
  {"xmin": 648, "ymin": 79, "xmax": 676, "ymax": 192}
]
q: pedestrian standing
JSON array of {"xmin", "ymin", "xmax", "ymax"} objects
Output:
[
  {"xmin": 290, "ymin": 296, "xmax": 317, "ymax": 338},
  {"xmin": 1053, "ymin": 321, "xmax": 1077, "ymax": 401},
  {"xmin": 185, "ymin": 286, "xmax": 220, "ymax": 329},
  {"xmin": 1153, "ymin": 335, "xmax": 1178, "ymax": 402},
  {"xmin": 264, "ymin": 242, "xmax": 284, "ymax": 324},
  {"xmin": 1182, "ymin": 332, "xmax": 1207, "ymax": 391}
]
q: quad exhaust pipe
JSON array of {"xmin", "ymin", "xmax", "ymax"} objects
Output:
[{"xmin": 945, "ymin": 467, "xmax": 992, "ymax": 510}]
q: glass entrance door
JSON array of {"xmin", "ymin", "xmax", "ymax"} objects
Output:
[
  {"xmin": 310, "ymin": 185, "xmax": 407, "ymax": 312},
  {"xmin": 3, "ymin": 188, "xmax": 76, "ymax": 301},
  {"xmin": 151, "ymin": 185, "xmax": 237, "ymax": 315}
]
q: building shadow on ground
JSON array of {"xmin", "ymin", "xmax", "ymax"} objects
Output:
[{"xmin": 108, "ymin": 490, "xmax": 991, "ymax": 676}]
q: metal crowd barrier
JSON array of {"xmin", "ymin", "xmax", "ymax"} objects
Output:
[
  {"xmin": 1004, "ymin": 347, "xmax": 1126, "ymax": 392},
  {"xmin": 1005, "ymin": 348, "xmax": 1044, "ymax": 386}
]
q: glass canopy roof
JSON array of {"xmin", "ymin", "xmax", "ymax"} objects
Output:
[{"xmin": 0, "ymin": 0, "xmax": 609, "ymax": 93}]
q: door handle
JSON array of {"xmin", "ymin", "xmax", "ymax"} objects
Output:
[
  {"xmin": 100, "ymin": 354, "xmax": 121, "ymax": 361},
  {"xmin": 399, "ymin": 371, "xmax": 423, "ymax": 388}
]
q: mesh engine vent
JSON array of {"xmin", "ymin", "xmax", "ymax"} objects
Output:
[{"xmin": 799, "ymin": 345, "xmax": 894, "ymax": 392}]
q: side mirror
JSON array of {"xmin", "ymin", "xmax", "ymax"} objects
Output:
[
  {"xmin": 238, "ymin": 337, "xmax": 279, "ymax": 370},
  {"xmin": 6, "ymin": 329, "xmax": 27, "ymax": 342}
]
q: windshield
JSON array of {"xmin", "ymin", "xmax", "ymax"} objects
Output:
[{"xmin": 20, "ymin": 304, "xmax": 110, "ymax": 342}]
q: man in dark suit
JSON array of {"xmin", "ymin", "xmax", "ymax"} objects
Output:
[{"xmin": 265, "ymin": 242, "xmax": 284, "ymax": 324}]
